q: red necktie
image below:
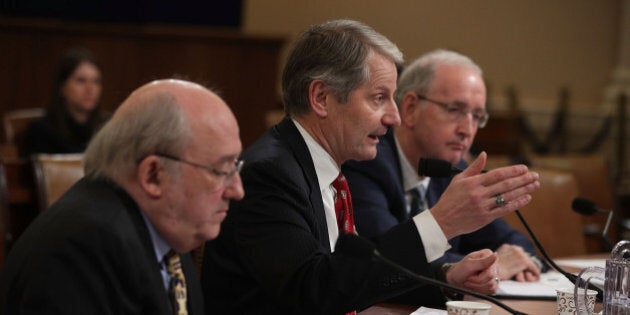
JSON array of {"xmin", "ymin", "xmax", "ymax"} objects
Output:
[
  {"xmin": 333, "ymin": 173, "xmax": 357, "ymax": 315},
  {"xmin": 332, "ymin": 173, "xmax": 355, "ymax": 234}
]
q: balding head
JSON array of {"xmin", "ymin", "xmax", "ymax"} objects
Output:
[
  {"xmin": 84, "ymin": 78, "xmax": 243, "ymax": 251},
  {"xmin": 84, "ymin": 79, "xmax": 238, "ymax": 184}
]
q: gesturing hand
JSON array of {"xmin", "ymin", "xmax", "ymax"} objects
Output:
[{"xmin": 430, "ymin": 152, "xmax": 540, "ymax": 239}]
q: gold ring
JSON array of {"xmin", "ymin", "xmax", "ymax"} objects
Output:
[{"xmin": 495, "ymin": 194, "xmax": 506, "ymax": 207}]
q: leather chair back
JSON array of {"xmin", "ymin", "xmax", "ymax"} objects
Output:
[
  {"xmin": 503, "ymin": 167, "xmax": 587, "ymax": 257},
  {"xmin": 3, "ymin": 108, "xmax": 45, "ymax": 157},
  {"xmin": 31, "ymin": 153, "xmax": 84, "ymax": 212}
]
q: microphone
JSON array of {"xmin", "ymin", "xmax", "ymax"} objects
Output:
[
  {"xmin": 571, "ymin": 197, "xmax": 614, "ymax": 252},
  {"xmin": 417, "ymin": 158, "xmax": 604, "ymax": 300},
  {"xmin": 418, "ymin": 158, "xmax": 462, "ymax": 177},
  {"xmin": 418, "ymin": 158, "xmax": 486, "ymax": 177},
  {"xmin": 571, "ymin": 198, "xmax": 600, "ymax": 216},
  {"xmin": 335, "ymin": 233, "xmax": 528, "ymax": 315}
]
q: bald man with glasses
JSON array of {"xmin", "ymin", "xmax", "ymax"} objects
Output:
[
  {"xmin": 343, "ymin": 49, "xmax": 544, "ymax": 283},
  {"xmin": 0, "ymin": 79, "xmax": 244, "ymax": 314}
]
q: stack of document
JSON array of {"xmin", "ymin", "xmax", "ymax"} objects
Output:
[
  {"xmin": 495, "ymin": 271, "xmax": 575, "ymax": 299},
  {"xmin": 496, "ymin": 258, "xmax": 606, "ymax": 299}
]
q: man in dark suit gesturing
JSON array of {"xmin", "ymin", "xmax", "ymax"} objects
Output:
[
  {"xmin": 201, "ymin": 20, "xmax": 540, "ymax": 314},
  {"xmin": 0, "ymin": 79, "xmax": 245, "ymax": 314},
  {"xmin": 343, "ymin": 50, "xmax": 543, "ymax": 283}
]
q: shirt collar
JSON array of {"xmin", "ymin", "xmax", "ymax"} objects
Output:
[
  {"xmin": 292, "ymin": 119, "xmax": 340, "ymax": 189},
  {"xmin": 140, "ymin": 211, "xmax": 172, "ymax": 264},
  {"xmin": 394, "ymin": 135, "xmax": 430, "ymax": 192}
]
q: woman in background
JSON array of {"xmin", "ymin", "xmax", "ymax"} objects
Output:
[{"xmin": 26, "ymin": 48, "xmax": 108, "ymax": 154}]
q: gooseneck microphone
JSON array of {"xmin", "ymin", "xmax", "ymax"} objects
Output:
[
  {"xmin": 417, "ymin": 158, "xmax": 604, "ymax": 300},
  {"xmin": 418, "ymin": 158, "xmax": 461, "ymax": 177},
  {"xmin": 571, "ymin": 197, "xmax": 614, "ymax": 252},
  {"xmin": 335, "ymin": 233, "xmax": 528, "ymax": 315},
  {"xmin": 571, "ymin": 198, "xmax": 602, "ymax": 216}
]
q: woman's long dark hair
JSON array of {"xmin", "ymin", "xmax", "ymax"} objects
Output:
[{"xmin": 45, "ymin": 47, "xmax": 106, "ymax": 144}]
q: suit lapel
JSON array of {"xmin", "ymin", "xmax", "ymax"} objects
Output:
[
  {"xmin": 275, "ymin": 118, "xmax": 332, "ymax": 251},
  {"xmin": 381, "ymin": 129, "xmax": 409, "ymax": 221}
]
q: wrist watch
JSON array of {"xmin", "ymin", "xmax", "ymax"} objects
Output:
[{"xmin": 438, "ymin": 263, "xmax": 463, "ymax": 301}]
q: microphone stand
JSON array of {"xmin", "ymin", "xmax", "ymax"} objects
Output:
[
  {"xmin": 514, "ymin": 210, "xmax": 604, "ymax": 300},
  {"xmin": 601, "ymin": 210, "xmax": 614, "ymax": 252}
]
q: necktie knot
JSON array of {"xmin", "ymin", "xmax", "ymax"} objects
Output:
[
  {"xmin": 165, "ymin": 251, "xmax": 188, "ymax": 315},
  {"xmin": 332, "ymin": 173, "xmax": 349, "ymax": 201},
  {"xmin": 408, "ymin": 185, "xmax": 427, "ymax": 216}
]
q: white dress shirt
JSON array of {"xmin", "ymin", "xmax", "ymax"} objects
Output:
[
  {"xmin": 140, "ymin": 211, "xmax": 172, "ymax": 290},
  {"xmin": 293, "ymin": 120, "xmax": 342, "ymax": 251},
  {"xmin": 394, "ymin": 136, "xmax": 451, "ymax": 262}
]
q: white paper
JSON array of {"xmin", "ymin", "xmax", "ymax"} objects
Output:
[
  {"xmin": 555, "ymin": 258, "xmax": 607, "ymax": 270},
  {"xmin": 410, "ymin": 306, "xmax": 447, "ymax": 315},
  {"xmin": 496, "ymin": 271, "xmax": 574, "ymax": 297}
]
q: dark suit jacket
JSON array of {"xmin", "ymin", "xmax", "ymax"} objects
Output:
[
  {"xmin": 201, "ymin": 117, "xmax": 446, "ymax": 315},
  {"xmin": 343, "ymin": 128, "xmax": 536, "ymax": 268},
  {"xmin": 0, "ymin": 177, "xmax": 204, "ymax": 315}
]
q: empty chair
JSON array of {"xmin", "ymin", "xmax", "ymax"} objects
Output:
[
  {"xmin": 529, "ymin": 154, "xmax": 614, "ymax": 209},
  {"xmin": 529, "ymin": 154, "xmax": 616, "ymax": 252},
  {"xmin": 31, "ymin": 153, "xmax": 84, "ymax": 212},
  {"xmin": 502, "ymin": 167, "xmax": 587, "ymax": 258},
  {"xmin": 3, "ymin": 108, "xmax": 46, "ymax": 157}
]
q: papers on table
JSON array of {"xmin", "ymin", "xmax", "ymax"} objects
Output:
[
  {"xmin": 555, "ymin": 258, "xmax": 607, "ymax": 270},
  {"xmin": 410, "ymin": 306, "xmax": 446, "ymax": 315},
  {"xmin": 495, "ymin": 271, "xmax": 574, "ymax": 299},
  {"xmin": 495, "ymin": 258, "xmax": 606, "ymax": 299}
]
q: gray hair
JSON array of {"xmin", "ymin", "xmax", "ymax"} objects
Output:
[
  {"xmin": 282, "ymin": 19, "xmax": 403, "ymax": 116},
  {"xmin": 84, "ymin": 92, "xmax": 190, "ymax": 182},
  {"xmin": 395, "ymin": 49, "xmax": 483, "ymax": 105}
]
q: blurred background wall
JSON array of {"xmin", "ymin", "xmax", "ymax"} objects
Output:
[
  {"xmin": 1, "ymin": 0, "xmax": 629, "ymax": 188},
  {"xmin": 0, "ymin": 0, "xmax": 629, "ymax": 263},
  {"xmin": 245, "ymin": 0, "xmax": 620, "ymax": 110}
]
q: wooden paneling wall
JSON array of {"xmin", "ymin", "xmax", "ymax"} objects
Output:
[{"xmin": 0, "ymin": 17, "xmax": 286, "ymax": 147}]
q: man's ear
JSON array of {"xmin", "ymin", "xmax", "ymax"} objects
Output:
[
  {"xmin": 136, "ymin": 156, "xmax": 166, "ymax": 199},
  {"xmin": 400, "ymin": 92, "xmax": 420, "ymax": 127},
  {"xmin": 308, "ymin": 79, "xmax": 331, "ymax": 118}
]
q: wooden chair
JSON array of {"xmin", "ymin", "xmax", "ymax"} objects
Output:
[
  {"xmin": 3, "ymin": 108, "xmax": 45, "ymax": 157},
  {"xmin": 0, "ymin": 162, "xmax": 8, "ymax": 267},
  {"xmin": 31, "ymin": 153, "xmax": 84, "ymax": 212},
  {"xmin": 503, "ymin": 167, "xmax": 588, "ymax": 258},
  {"xmin": 264, "ymin": 109, "xmax": 285, "ymax": 128},
  {"xmin": 528, "ymin": 154, "xmax": 616, "ymax": 252},
  {"xmin": 483, "ymin": 154, "xmax": 514, "ymax": 170},
  {"xmin": 0, "ymin": 157, "xmax": 38, "ymax": 263}
]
